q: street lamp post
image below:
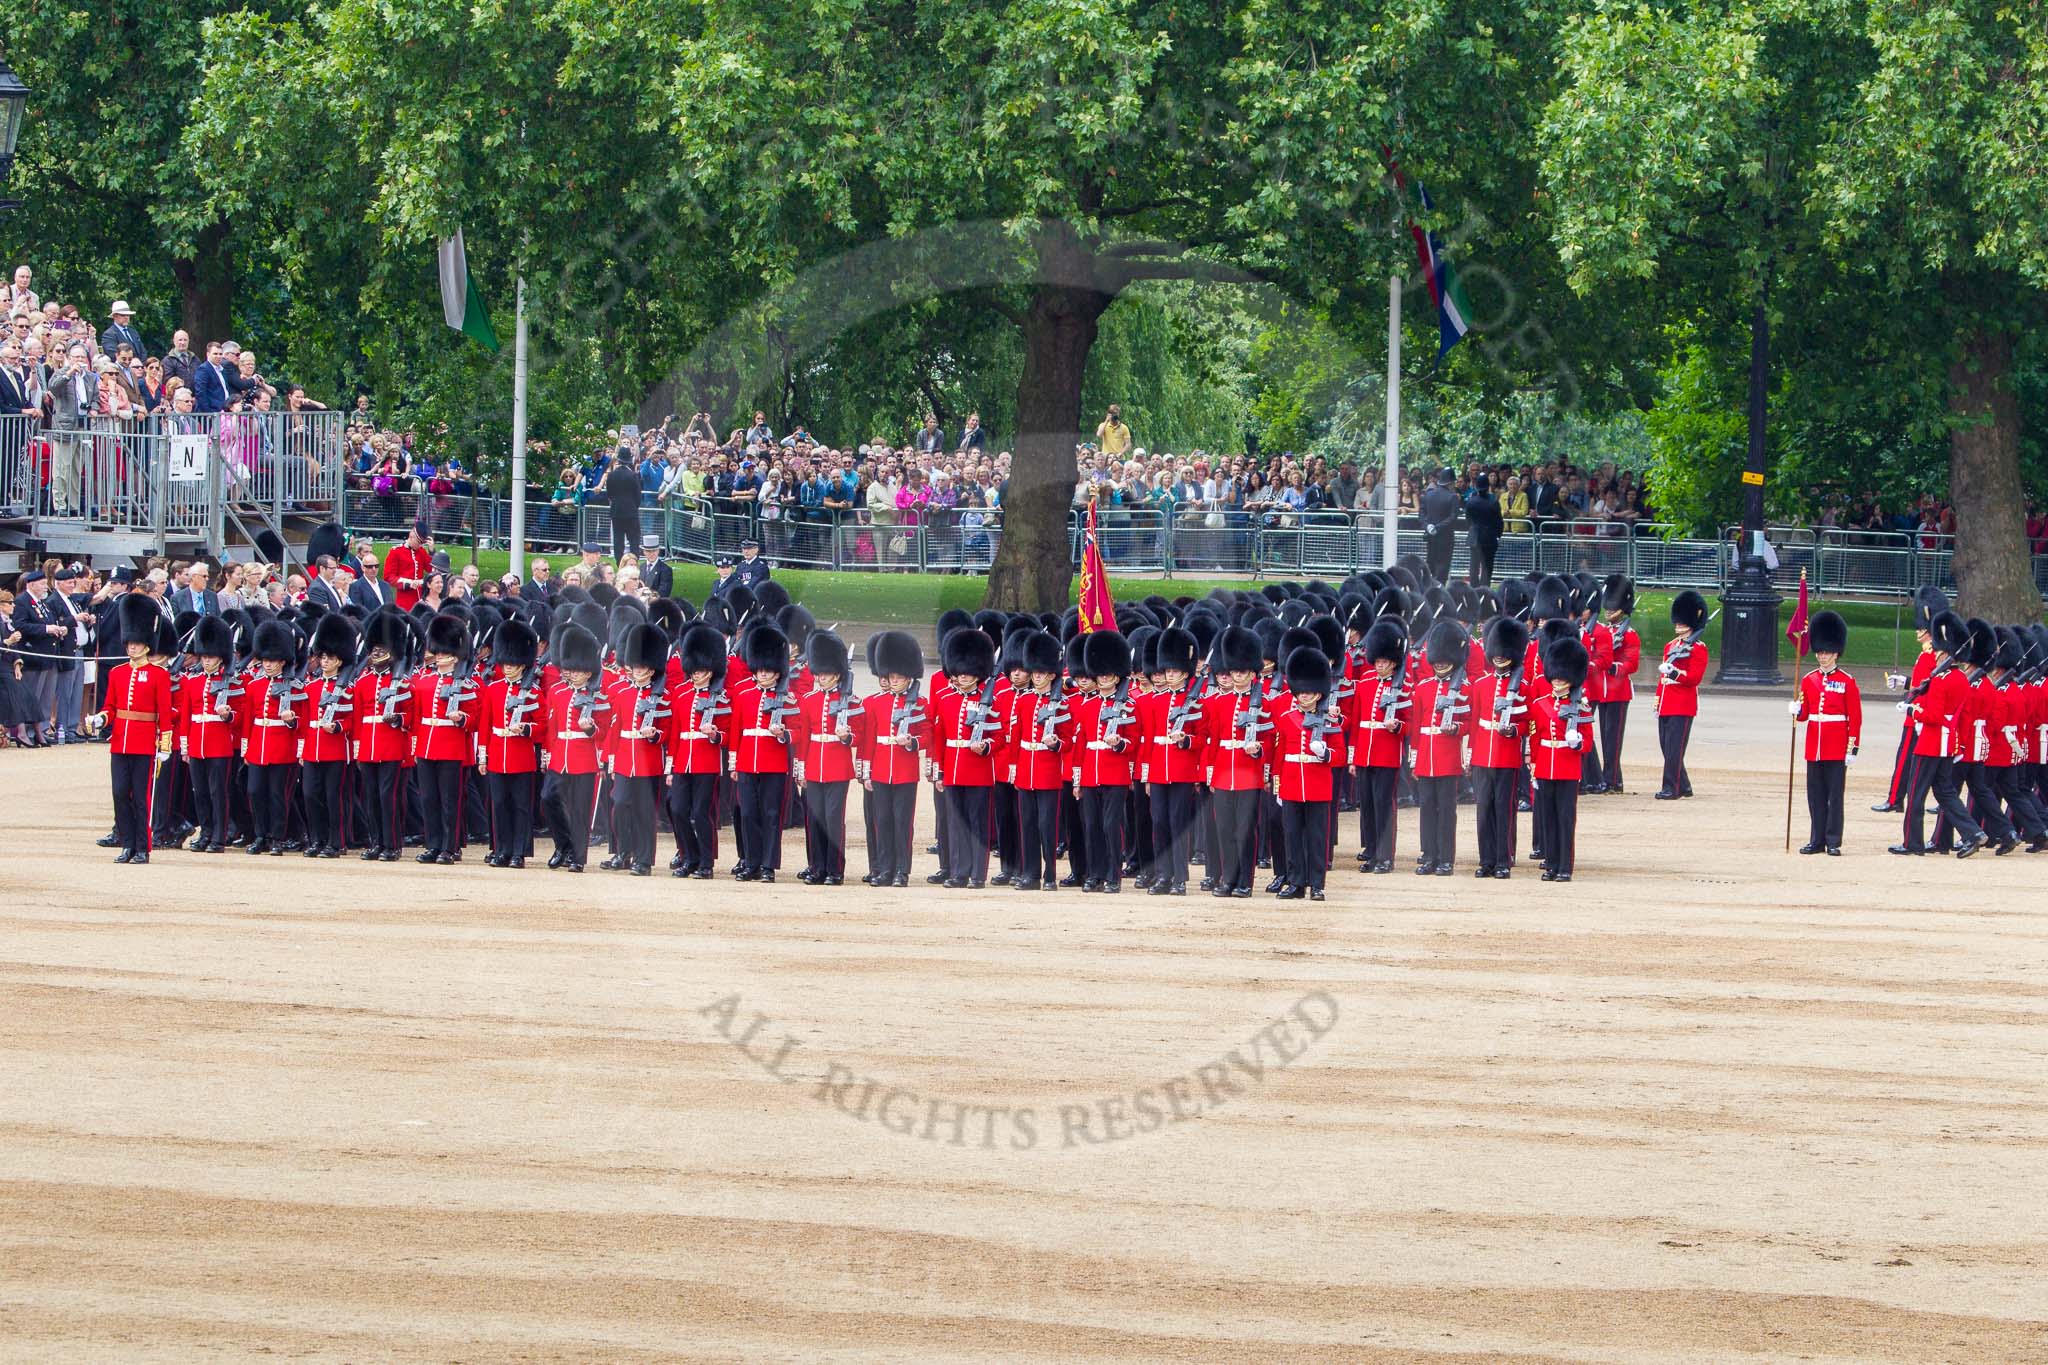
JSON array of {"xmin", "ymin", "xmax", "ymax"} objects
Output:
[
  {"xmin": 0, "ymin": 56, "xmax": 29, "ymax": 216},
  {"xmin": 1716, "ymin": 293, "xmax": 1785, "ymax": 685}
]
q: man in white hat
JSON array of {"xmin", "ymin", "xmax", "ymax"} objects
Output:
[{"xmin": 101, "ymin": 301, "xmax": 148, "ymax": 361}]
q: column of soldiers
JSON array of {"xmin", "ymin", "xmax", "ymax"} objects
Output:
[{"xmin": 89, "ymin": 557, "xmax": 1708, "ymax": 888}]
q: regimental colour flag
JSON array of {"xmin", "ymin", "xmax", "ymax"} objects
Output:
[
  {"xmin": 1407, "ymin": 182, "xmax": 1473, "ymax": 360},
  {"xmin": 1076, "ymin": 497, "xmax": 1116, "ymax": 634},
  {"xmin": 437, "ymin": 229, "xmax": 501, "ymax": 353},
  {"xmin": 1786, "ymin": 571, "xmax": 1810, "ymax": 655}
]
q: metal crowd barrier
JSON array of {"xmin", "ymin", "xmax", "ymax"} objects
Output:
[{"xmin": 326, "ymin": 494, "xmax": 2048, "ymax": 601}]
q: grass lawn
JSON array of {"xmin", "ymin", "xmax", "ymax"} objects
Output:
[{"xmin": 410, "ymin": 546, "xmax": 1922, "ymax": 671}]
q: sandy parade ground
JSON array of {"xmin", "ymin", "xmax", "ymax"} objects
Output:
[{"xmin": 3, "ymin": 677, "xmax": 2046, "ymax": 1362}]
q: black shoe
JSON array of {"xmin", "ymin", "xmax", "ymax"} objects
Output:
[
  {"xmin": 1372, "ymin": 861, "xmax": 1394, "ymax": 875},
  {"xmin": 758, "ymin": 871, "xmax": 775, "ymax": 884},
  {"xmin": 484, "ymin": 853, "xmax": 506, "ymax": 868},
  {"xmin": 1555, "ymin": 873, "xmax": 1572, "ymax": 882},
  {"xmin": 228, "ymin": 834, "xmax": 250, "ymax": 847},
  {"xmin": 2028, "ymin": 838, "xmax": 2048, "ymax": 854},
  {"xmin": 631, "ymin": 863, "xmax": 651, "ymax": 876},
  {"xmin": 417, "ymin": 851, "xmax": 440, "ymax": 864},
  {"xmin": 1199, "ymin": 877, "xmax": 1215, "ymax": 891},
  {"xmin": 509, "ymin": 857, "xmax": 525, "ymax": 870},
  {"xmin": 1871, "ymin": 802, "xmax": 1899, "ymax": 813},
  {"xmin": 693, "ymin": 867, "xmax": 713, "ymax": 878},
  {"xmin": 1265, "ymin": 876, "xmax": 1284, "ymax": 892},
  {"xmin": 1540, "ymin": 867, "xmax": 1558, "ymax": 881},
  {"xmin": 825, "ymin": 875, "xmax": 842, "ymax": 886},
  {"xmin": 797, "ymin": 869, "xmax": 820, "ymax": 884},
  {"xmin": 893, "ymin": 874, "xmax": 909, "ymax": 888},
  {"xmin": 130, "ymin": 851, "xmax": 149, "ymax": 864},
  {"xmin": 1826, "ymin": 847, "xmax": 1841, "ymax": 856},
  {"xmin": 1654, "ymin": 791, "xmax": 1678, "ymax": 800},
  {"xmin": 1799, "ymin": 842, "xmax": 1824, "ymax": 855},
  {"xmin": 1082, "ymin": 880, "xmax": 1102, "ymax": 893},
  {"xmin": 320, "ymin": 846, "xmax": 340, "ymax": 859},
  {"xmin": 1887, "ymin": 844, "xmax": 1921, "ymax": 856},
  {"xmin": 247, "ymin": 839, "xmax": 271, "ymax": 856},
  {"xmin": 1230, "ymin": 887, "xmax": 1251, "ymax": 898},
  {"xmin": 1103, "ymin": 881, "xmax": 1120, "ymax": 894},
  {"xmin": 990, "ymin": 873, "xmax": 1012, "ymax": 886},
  {"xmin": 1309, "ymin": 888, "xmax": 1324, "ymax": 901},
  {"xmin": 208, "ymin": 843, "xmax": 227, "ymax": 854},
  {"xmin": 1435, "ymin": 863, "xmax": 1453, "ymax": 876},
  {"xmin": 547, "ymin": 850, "xmax": 567, "ymax": 869},
  {"xmin": 926, "ymin": 843, "xmax": 940, "ymax": 854},
  {"xmin": 926, "ymin": 872, "xmax": 949, "ymax": 885},
  {"xmin": 1015, "ymin": 878, "xmax": 1042, "ymax": 891},
  {"xmin": 669, "ymin": 853, "xmax": 685, "ymax": 871},
  {"xmin": 673, "ymin": 865, "xmax": 692, "ymax": 878},
  {"xmin": 1277, "ymin": 885, "xmax": 1304, "ymax": 900},
  {"xmin": 381, "ymin": 849, "xmax": 399, "ymax": 862},
  {"xmin": 114, "ymin": 849, "xmax": 133, "ymax": 864},
  {"xmin": 860, "ymin": 873, "xmax": 876, "ymax": 885},
  {"xmin": 1213, "ymin": 887, "xmax": 1232, "ymax": 898},
  {"xmin": 1516, "ymin": 799, "xmax": 1532, "ymax": 813},
  {"xmin": 1133, "ymin": 874, "xmax": 1153, "ymax": 890},
  {"xmin": 97, "ymin": 832, "xmax": 121, "ymax": 848},
  {"xmin": 1172, "ymin": 883, "xmax": 1188, "ymax": 895},
  {"xmin": 1956, "ymin": 834, "xmax": 1989, "ymax": 858},
  {"xmin": 270, "ymin": 843, "xmax": 286, "ymax": 856},
  {"xmin": 1149, "ymin": 881, "xmax": 1172, "ymax": 896},
  {"xmin": 1994, "ymin": 839, "xmax": 2020, "ymax": 857},
  {"xmin": 301, "ymin": 844, "xmax": 322, "ymax": 858},
  {"xmin": 1058, "ymin": 874, "xmax": 1083, "ymax": 887},
  {"xmin": 1582, "ymin": 784, "xmax": 1607, "ymax": 796},
  {"xmin": 1492, "ymin": 867, "xmax": 1511, "ymax": 879}
]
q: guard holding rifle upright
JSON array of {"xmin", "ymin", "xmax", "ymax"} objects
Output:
[
  {"xmin": 1200, "ymin": 625, "xmax": 1268, "ymax": 899},
  {"xmin": 1136, "ymin": 627, "xmax": 1202, "ymax": 895},
  {"xmin": 240, "ymin": 620, "xmax": 305, "ymax": 857},
  {"xmin": 664, "ymin": 622, "xmax": 727, "ymax": 879},
  {"xmin": 724, "ymin": 623, "xmax": 795, "ymax": 882},
  {"xmin": 1654, "ymin": 590, "xmax": 1710, "ymax": 800},
  {"xmin": 1890, "ymin": 610, "xmax": 1986, "ymax": 857},
  {"xmin": 1269, "ymin": 644, "xmax": 1345, "ymax": 900},
  {"xmin": 1071, "ymin": 631, "xmax": 1136, "ymax": 893},
  {"xmin": 1875, "ymin": 587, "xmax": 1946, "ymax": 813},
  {"xmin": 793, "ymin": 631, "xmax": 862, "ymax": 885},
  {"xmin": 477, "ymin": 618, "xmax": 542, "ymax": 869},
  {"xmin": 1405, "ymin": 618, "xmax": 1470, "ymax": 876},
  {"xmin": 1791, "ymin": 610, "xmax": 1860, "ymax": 856},
  {"xmin": 856, "ymin": 631, "xmax": 928, "ymax": 888},
  {"xmin": 539, "ymin": 622, "xmax": 608, "ymax": 873},
  {"xmin": 350, "ymin": 612, "xmax": 414, "ymax": 862},
  {"xmin": 929, "ymin": 626, "xmax": 1008, "ymax": 890},
  {"xmin": 299, "ymin": 615, "xmax": 360, "ymax": 859},
  {"xmin": 174, "ymin": 615, "xmax": 241, "ymax": 855},
  {"xmin": 1592, "ymin": 574, "xmax": 1640, "ymax": 794},
  {"xmin": 411, "ymin": 614, "xmax": 480, "ymax": 865},
  {"xmin": 1346, "ymin": 617, "xmax": 1409, "ymax": 873},
  {"xmin": 603, "ymin": 621, "xmax": 670, "ymax": 876},
  {"xmin": 1529, "ymin": 635, "xmax": 1591, "ymax": 881},
  {"xmin": 1468, "ymin": 616, "xmax": 1530, "ymax": 878},
  {"xmin": 1004, "ymin": 630, "xmax": 1067, "ymax": 892}
]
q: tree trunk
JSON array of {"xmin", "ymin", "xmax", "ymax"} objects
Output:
[
  {"xmin": 171, "ymin": 220, "xmax": 234, "ymax": 345},
  {"xmin": 985, "ymin": 229, "xmax": 1114, "ymax": 612},
  {"xmin": 1947, "ymin": 322, "xmax": 2038, "ymax": 621}
]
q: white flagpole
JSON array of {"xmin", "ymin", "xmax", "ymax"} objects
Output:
[
  {"xmin": 1383, "ymin": 274, "xmax": 1400, "ymax": 570},
  {"xmin": 509, "ymin": 270, "xmax": 529, "ymax": 575}
]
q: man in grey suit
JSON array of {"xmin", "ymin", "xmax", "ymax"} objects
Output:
[
  {"xmin": 304, "ymin": 556, "xmax": 349, "ymax": 612},
  {"xmin": 348, "ymin": 557, "xmax": 397, "ymax": 611},
  {"xmin": 171, "ymin": 562, "xmax": 224, "ymax": 617},
  {"xmin": 47, "ymin": 344, "xmax": 97, "ymax": 517}
]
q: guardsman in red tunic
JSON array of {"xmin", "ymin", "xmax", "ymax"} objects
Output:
[
  {"xmin": 1572, "ymin": 580, "xmax": 1615, "ymax": 792},
  {"xmin": 299, "ymin": 614, "xmax": 360, "ymax": 859},
  {"xmin": 1404, "ymin": 619, "xmax": 1471, "ymax": 876},
  {"xmin": 1467, "ymin": 617, "xmax": 1531, "ymax": 879},
  {"xmin": 382, "ymin": 523, "xmax": 434, "ymax": 612},
  {"xmin": 928, "ymin": 626, "xmax": 1008, "ymax": 889},
  {"xmin": 856, "ymin": 631, "xmax": 929, "ymax": 888},
  {"xmin": 601, "ymin": 623, "xmax": 670, "ymax": 876},
  {"xmin": 1654, "ymin": 590, "xmax": 1710, "ymax": 799},
  {"xmin": 1269, "ymin": 645, "xmax": 1346, "ymax": 900},
  {"xmin": 477, "ymin": 618, "xmax": 542, "ymax": 868},
  {"xmin": 350, "ymin": 611, "xmax": 414, "ymax": 862},
  {"xmin": 1985, "ymin": 630, "xmax": 2048, "ymax": 852},
  {"xmin": 1878, "ymin": 587, "xmax": 1947, "ymax": 812},
  {"xmin": 538, "ymin": 622, "xmax": 608, "ymax": 873},
  {"xmin": 1955, "ymin": 620, "xmax": 2020, "ymax": 853},
  {"xmin": 1199, "ymin": 625, "xmax": 1268, "ymax": 898},
  {"xmin": 662, "ymin": 622, "xmax": 727, "ymax": 879},
  {"xmin": 1529, "ymin": 636, "xmax": 1591, "ymax": 881},
  {"xmin": 1003, "ymin": 631, "xmax": 1068, "ymax": 892},
  {"xmin": 1592, "ymin": 574, "xmax": 1640, "ymax": 794},
  {"xmin": 238, "ymin": 620, "xmax": 305, "ymax": 856},
  {"xmin": 1057, "ymin": 634, "xmax": 1096, "ymax": 888},
  {"xmin": 91, "ymin": 594, "xmax": 177, "ymax": 863},
  {"xmin": 1135, "ymin": 627, "xmax": 1203, "ymax": 896},
  {"xmin": 1343, "ymin": 619, "xmax": 1409, "ymax": 873},
  {"xmin": 1893, "ymin": 611, "xmax": 1984, "ymax": 856},
  {"xmin": 1792, "ymin": 611, "xmax": 1861, "ymax": 855},
  {"xmin": 1068, "ymin": 631, "xmax": 1134, "ymax": 893},
  {"xmin": 409, "ymin": 613, "xmax": 481, "ymax": 865},
  {"xmin": 722, "ymin": 623, "xmax": 797, "ymax": 882},
  {"xmin": 173, "ymin": 615, "xmax": 241, "ymax": 854},
  {"xmin": 792, "ymin": 631, "xmax": 862, "ymax": 885}
]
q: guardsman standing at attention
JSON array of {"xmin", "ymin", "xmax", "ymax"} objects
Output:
[
  {"xmin": 1468, "ymin": 616, "xmax": 1530, "ymax": 879},
  {"xmin": 792, "ymin": 631, "xmax": 862, "ymax": 885},
  {"xmin": 663, "ymin": 622, "xmax": 727, "ymax": 879},
  {"xmin": 1071, "ymin": 631, "xmax": 1136, "ymax": 893},
  {"xmin": 1269, "ymin": 644, "xmax": 1345, "ymax": 900},
  {"xmin": 411, "ymin": 613, "xmax": 481, "ymax": 865},
  {"xmin": 724, "ymin": 623, "xmax": 796, "ymax": 882},
  {"xmin": 1593, "ymin": 574, "xmax": 1640, "ymax": 794},
  {"xmin": 174, "ymin": 615, "xmax": 241, "ymax": 855},
  {"xmin": 350, "ymin": 612, "xmax": 414, "ymax": 863},
  {"xmin": 929, "ymin": 626, "xmax": 1009, "ymax": 889},
  {"xmin": 238, "ymin": 620, "xmax": 304, "ymax": 857},
  {"xmin": 477, "ymin": 618, "xmax": 542, "ymax": 869},
  {"xmin": 1135, "ymin": 627, "xmax": 1203, "ymax": 896},
  {"xmin": 1004, "ymin": 630, "xmax": 1068, "ymax": 892},
  {"xmin": 855, "ymin": 631, "xmax": 929, "ymax": 888},
  {"xmin": 604, "ymin": 621, "xmax": 671, "ymax": 876},
  {"xmin": 538, "ymin": 622, "xmax": 608, "ymax": 873},
  {"xmin": 90, "ymin": 593, "xmax": 177, "ymax": 864},
  {"xmin": 299, "ymin": 615, "xmax": 360, "ymax": 859},
  {"xmin": 1529, "ymin": 635, "xmax": 1591, "ymax": 882},
  {"xmin": 1792, "ymin": 610, "xmax": 1860, "ymax": 856},
  {"xmin": 1891, "ymin": 610, "xmax": 1985, "ymax": 857},
  {"xmin": 1199, "ymin": 625, "xmax": 1268, "ymax": 899},
  {"xmin": 1345, "ymin": 618, "xmax": 1409, "ymax": 874},
  {"xmin": 1404, "ymin": 618, "xmax": 1470, "ymax": 876},
  {"xmin": 1654, "ymin": 590, "xmax": 1710, "ymax": 800}
]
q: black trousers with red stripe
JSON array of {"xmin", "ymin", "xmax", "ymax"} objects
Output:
[
  {"xmin": 1533, "ymin": 777, "xmax": 1579, "ymax": 875},
  {"xmin": 1279, "ymin": 799, "xmax": 1330, "ymax": 891},
  {"xmin": 1016, "ymin": 787, "xmax": 1059, "ymax": 885},
  {"xmin": 110, "ymin": 752, "xmax": 154, "ymax": 855}
]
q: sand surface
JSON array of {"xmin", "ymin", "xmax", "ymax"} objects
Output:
[{"xmin": 3, "ymin": 686, "xmax": 2046, "ymax": 1362}]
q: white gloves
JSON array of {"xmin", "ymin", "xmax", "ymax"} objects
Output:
[
  {"xmin": 1845, "ymin": 750, "xmax": 1859, "ymax": 764},
  {"xmin": 1787, "ymin": 700, "xmax": 1801, "ymax": 717},
  {"xmin": 1566, "ymin": 730, "xmax": 1583, "ymax": 749}
]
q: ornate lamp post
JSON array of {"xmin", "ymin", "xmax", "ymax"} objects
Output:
[{"xmin": 0, "ymin": 56, "xmax": 28, "ymax": 216}]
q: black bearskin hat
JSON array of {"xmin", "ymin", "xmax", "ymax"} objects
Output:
[
  {"xmin": 493, "ymin": 618, "xmax": 538, "ymax": 670},
  {"xmin": 1532, "ymin": 575, "xmax": 1573, "ymax": 623},
  {"xmin": 1307, "ymin": 614, "xmax": 1345, "ymax": 663},
  {"xmin": 1544, "ymin": 635, "xmax": 1590, "ymax": 690},
  {"xmin": 253, "ymin": 619, "xmax": 298, "ymax": 663},
  {"xmin": 306, "ymin": 521, "xmax": 348, "ymax": 567},
  {"xmin": 754, "ymin": 579, "xmax": 792, "ymax": 615},
  {"xmin": 554, "ymin": 624, "xmax": 602, "ymax": 676},
  {"xmin": 364, "ymin": 610, "xmax": 409, "ymax": 662},
  {"xmin": 1127, "ymin": 626, "xmax": 1160, "ymax": 676},
  {"xmin": 1670, "ymin": 589, "xmax": 1708, "ymax": 631},
  {"xmin": 311, "ymin": 613, "xmax": 360, "ymax": 664},
  {"xmin": 743, "ymin": 623, "xmax": 789, "ymax": 677},
  {"xmin": 647, "ymin": 596, "xmax": 685, "ymax": 642},
  {"xmin": 807, "ymin": 630, "xmax": 850, "ymax": 678},
  {"xmin": 1991, "ymin": 626, "xmax": 2024, "ymax": 672},
  {"xmin": 1962, "ymin": 617, "xmax": 1995, "ymax": 669},
  {"xmin": 191, "ymin": 614, "xmax": 236, "ymax": 661},
  {"xmin": 1064, "ymin": 632, "xmax": 1090, "ymax": 679},
  {"xmin": 874, "ymin": 629, "xmax": 923, "ymax": 681},
  {"xmin": 1601, "ymin": 573, "xmax": 1635, "ymax": 616},
  {"xmin": 1284, "ymin": 645, "xmax": 1331, "ymax": 695},
  {"xmin": 935, "ymin": 608, "xmax": 975, "ymax": 645},
  {"xmin": 1425, "ymin": 618, "xmax": 1470, "ymax": 669},
  {"xmin": 1932, "ymin": 610, "xmax": 1971, "ymax": 658},
  {"xmin": 1279, "ymin": 626, "xmax": 1319, "ymax": 670},
  {"xmin": 1212, "ymin": 625, "xmax": 1262, "ymax": 676},
  {"xmin": 777, "ymin": 604, "xmax": 816, "ymax": 655},
  {"xmin": 588, "ymin": 582, "xmax": 619, "ymax": 610},
  {"xmin": 426, "ymin": 612, "xmax": 471, "ymax": 662},
  {"xmin": 621, "ymin": 622, "xmax": 669, "ymax": 673},
  {"xmin": 1911, "ymin": 586, "xmax": 1948, "ymax": 634},
  {"xmin": 1363, "ymin": 618, "xmax": 1407, "ymax": 666},
  {"xmin": 1484, "ymin": 616, "xmax": 1530, "ymax": 666},
  {"xmin": 678, "ymin": 622, "xmax": 726, "ymax": 676},
  {"xmin": 1019, "ymin": 629, "xmax": 1062, "ymax": 676},
  {"xmin": 1082, "ymin": 630, "xmax": 1133, "ymax": 679},
  {"xmin": 1498, "ymin": 578, "xmax": 1534, "ymax": 621},
  {"xmin": 1808, "ymin": 610, "xmax": 1847, "ymax": 656},
  {"xmin": 943, "ymin": 626, "xmax": 997, "ymax": 680},
  {"xmin": 1154, "ymin": 627, "xmax": 1198, "ymax": 676},
  {"xmin": 116, "ymin": 593, "xmax": 160, "ymax": 649}
]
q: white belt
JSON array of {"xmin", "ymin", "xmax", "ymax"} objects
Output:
[
  {"xmin": 1540, "ymin": 739, "xmax": 1575, "ymax": 748},
  {"xmin": 1086, "ymin": 740, "xmax": 1121, "ymax": 750},
  {"xmin": 1020, "ymin": 741, "xmax": 1051, "ymax": 751},
  {"xmin": 253, "ymin": 718, "xmax": 291, "ymax": 728},
  {"xmin": 1420, "ymin": 726, "xmax": 1453, "ymax": 736},
  {"xmin": 1221, "ymin": 738, "xmax": 1257, "ymax": 750},
  {"xmin": 1283, "ymin": 753, "xmax": 1324, "ymax": 763},
  {"xmin": 743, "ymin": 727, "xmax": 778, "ymax": 738},
  {"xmin": 877, "ymin": 735, "xmax": 911, "ymax": 746},
  {"xmin": 946, "ymin": 738, "xmax": 981, "ymax": 747},
  {"xmin": 1808, "ymin": 713, "xmax": 1845, "ymax": 722},
  {"xmin": 422, "ymin": 717, "xmax": 461, "ymax": 727},
  {"xmin": 556, "ymin": 730, "xmax": 591, "ymax": 741},
  {"xmin": 189, "ymin": 713, "xmax": 225, "ymax": 723},
  {"xmin": 491, "ymin": 726, "xmax": 527, "ymax": 738},
  {"xmin": 810, "ymin": 734, "xmax": 844, "ymax": 744}
]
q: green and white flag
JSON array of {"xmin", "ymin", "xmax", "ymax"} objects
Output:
[{"xmin": 437, "ymin": 229, "xmax": 500, "ymax": 352}]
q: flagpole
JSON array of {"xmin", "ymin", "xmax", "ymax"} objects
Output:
[
  {"xmin": 1784, "ymin": 568, "xmax": 1806, "ymax": 851},
  {"xmin": 509, "ymin": 269, "xmax": 529, "ymax": 577},
  {"xmin": 1383, "ymin": 274, "xmax": 1400, "ymax": 570}
]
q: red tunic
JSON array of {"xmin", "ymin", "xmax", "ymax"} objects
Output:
[
  {"xmin": 477, "ymin": 676, "xmax": 543, "ymax": 775},
  {"xmin": 1465, "ymin": 669, "xmax": 1528, "ymax": 770},
  {"xmin": 1795, "ymin": 667, "xmax": 1862, "ymax": 762},
  {"xmin": 102, "ymin": 662, "xmax": 173, "ymax": 756},
  {"xmin": 792, "ymin": 685, "xmax": 863, "ymax": 783},
  {"xmin": 1910, "ymin": 666, "xmax": 1967, "ymax": 759},
  {"xmin": 1137, "ymin": 685, "xmax": 1205, "ymax": 785},
  {"xmin": 174, "ymin": 671, "xmax": 241, "ymax": 761},
  {"xmin": 239, "ymin": 675, "xmax": 303, "ymax": 766},
  {"xmin": 540, "ymin": 680, "xmax": 609, "ymax": 776},
  {"xmin": 382, "ymin": 543, "xmax": 432, "ymax": 612},
  {"xmin": 1270, "ymin": 703, "xmax": 1345, "ymax": 802},
  {"xmin": 1344, "ymin": 671, "xmax": 1408, "ymax": 769},
  {"xmin": 662, "ymin": 680, "xmax": 727, "ymax": 777},
  {"xmin": 723, "ymin": 679, "xmax": 796, "ymax": 776},
  {"xmin": 929, "ymin": 681, "xmax": 1006, "ymax": 787},
  {"xmin": 857, "ymin": 690, "xmax": 929, "ymax": 785},
  {"xmin": 1070, "ymin": 690, "xmax": 1135, "ymax": 788},
  {"xmin": 1005, "ymin": 689, "xmax": 1068, "ymax": 791},
  {"xmin": 1527, "ymin": 693, "xmax": 1588, "ymax": 782},
  {"xmin": 1656, "ymin": 637, "xmax": 1708, "ymax": 717},
  {"xmin": 1404, "ymin": 673, "xmax": 1468, "ymax": 779},
  {"xmin": 409, "ymin": 670, "xmax": 480, "ymax": 763},
  {"xmin": 351, "ymin": 668, "xmax": 413, "ymax": 763},
  {"xmin": 1595, "ymin": 623, "xmax": 1641, "ymax": 703},
  {"xmin": 605, "ymin": 676, "xmax": 669, "ymax": 778},
  {"xmin": 1200, "ymin": 687, "xmax": 1271, "ymax": 792},
  {"xmin": 298, "ymin": 674, "xmax": 355, "ymax": 764}
]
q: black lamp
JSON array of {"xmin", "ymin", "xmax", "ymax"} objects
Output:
[{"xmin": 0, "ymin": 56, "xmax": 28, "ymax": 215}]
